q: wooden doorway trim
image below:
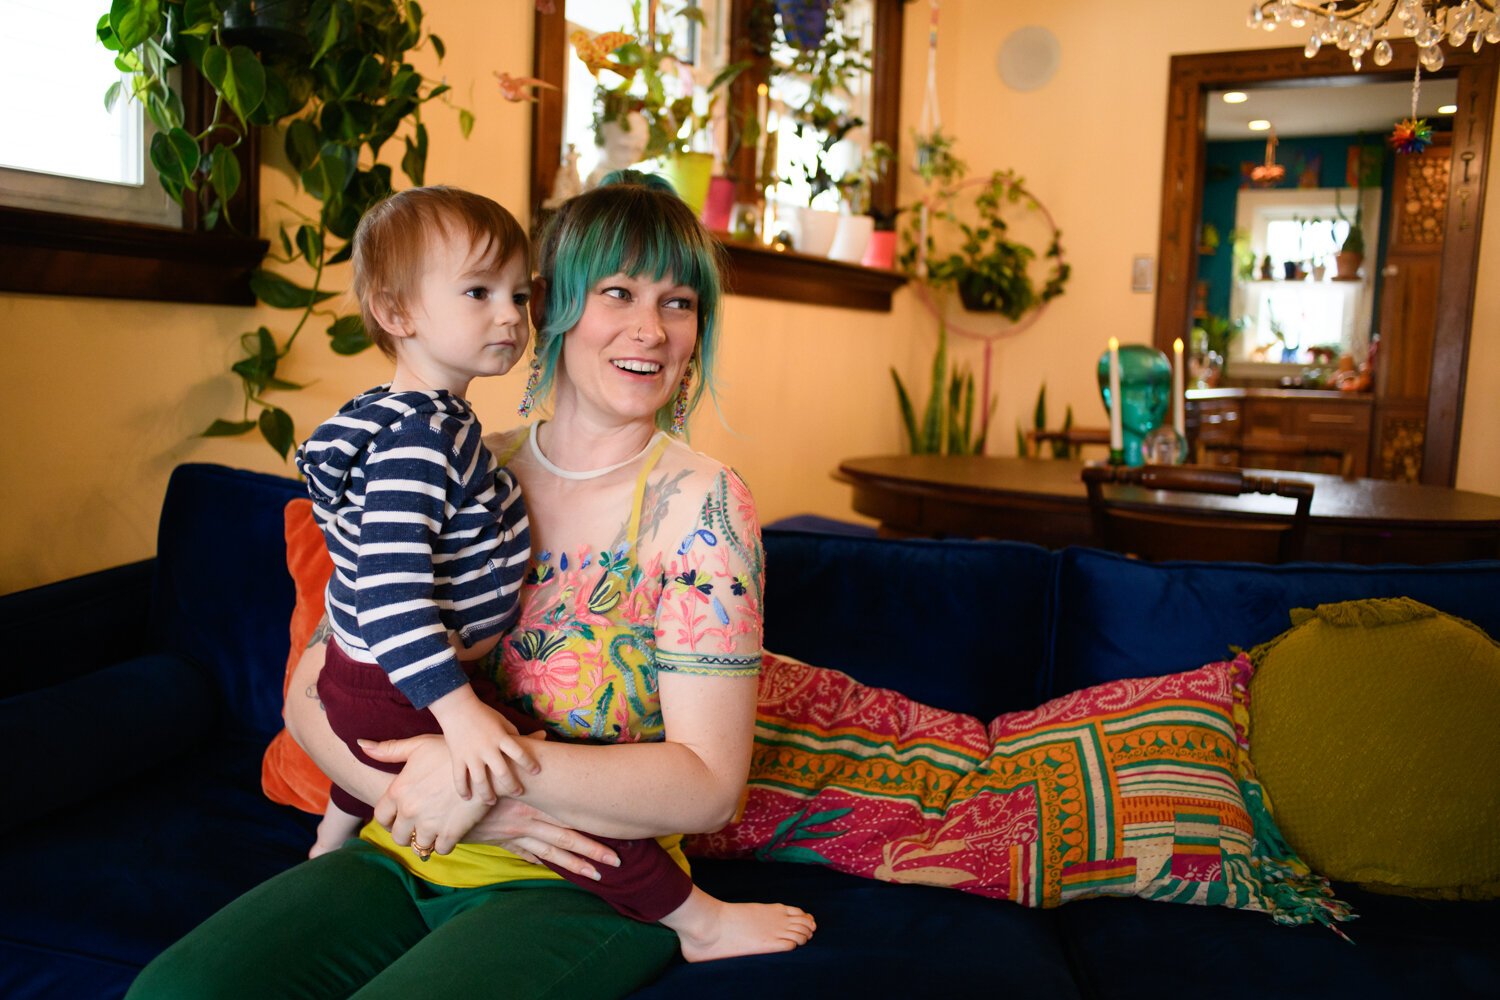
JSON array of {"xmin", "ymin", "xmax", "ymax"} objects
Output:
[{"xmin": 1153, "ymin": 44, "xmax": 1498, "ymax": 486}]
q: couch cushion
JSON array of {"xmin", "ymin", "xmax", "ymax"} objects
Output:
[
  {"xmin": 762, "ymin": 531, "xmax": 1056, "ymax": 718},
  {"xmin": 1, "ymin": 653, "xmax": 216, "ymax": 832},
  {"xmin": 632, "ymin": 859, "xmax": 1083, "ymax": 998},
  {"xmin": 1248, "ymin": 597, "xmax": 1500, "ymax": 900},
  {"xmin": 260, "ymin": 499, "xmax": 336, "ymax": 815},
  {"xmin": 0, "ymin": 736, "xmax": 317, "ymax": 1000},
  {"xmin": 1048, "ymin": 547, "xmax": 1500, "ymax": 695},
  {"xmin": 153, "ymin": 464, "xmax": 304, "ymax": 739},
  {"xmin": 1054, "ymin": 885, "xmax": 1500, "ymax": 999}
]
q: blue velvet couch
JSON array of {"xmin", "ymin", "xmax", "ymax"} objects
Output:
[{"xmin": 3, "ymin": 462, "xmax": 1496, "ymax": 999}]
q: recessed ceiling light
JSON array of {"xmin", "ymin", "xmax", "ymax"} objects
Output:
[
  {"xmin": 1223, "ymin": 92, "xmax": 1249, "ymax": 104},
  {"xmin": 1438, "ymin": 104, "xmax": 1458, "ymax": 114},
  {"xmin": 1248, "ymin": 119, "xmax": 1272, "ymax": 131}
]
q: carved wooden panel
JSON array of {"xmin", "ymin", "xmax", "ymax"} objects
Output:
[
  {"xmin": 1374, "ymin": 405, "xmax": 1426, "ymax": 483},
  {"xmin": 1391, "ymin": 139, "xmax": 1452, "ymax": 250}
]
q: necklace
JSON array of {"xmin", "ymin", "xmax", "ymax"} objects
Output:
[{"xmin": 528, "ymin": 423, "xmax": 664, "ymax": 481}]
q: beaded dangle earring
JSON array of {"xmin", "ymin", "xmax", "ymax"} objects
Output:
[
  {"xmin": 517, "ymin": 353, "xmax": 542, "ymax": 418},
  {"xmin": 670, "ymin": 360, "xmax": 694, "ymax": 435}
]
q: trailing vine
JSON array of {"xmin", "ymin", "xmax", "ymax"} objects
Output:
[{"xmin": 99, "ymin": 0, "xmax": 471, "ymax": 456}]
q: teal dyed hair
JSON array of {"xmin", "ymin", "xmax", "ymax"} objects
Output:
[{"xmin": 532, "ymin": 170, "xmax": 724, "ymax": 433}]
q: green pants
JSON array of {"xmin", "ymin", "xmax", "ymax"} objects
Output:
[{"xmin": 126, "ymin": 839, "xmax": 678, "ymax": 999}]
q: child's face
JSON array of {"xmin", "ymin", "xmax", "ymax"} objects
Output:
[{"xmin": 392, "ymin": 228, "xmax": 530, "ymax": 396}]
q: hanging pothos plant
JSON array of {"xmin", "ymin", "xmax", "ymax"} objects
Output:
[
  {"xmin": 98, "ymin": 0, "xmax": 471, "ymax": 456},
  {"xmin": 899, "ymin": 169, "xmax": 1070, "ymax": 322}
]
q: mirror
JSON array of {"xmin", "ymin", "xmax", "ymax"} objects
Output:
[
  {"xmin": 1154, "ymin": 44, "xmax": 1498, "ymax": 486},
  {"xmin": 1199, "ymin": 80, "xmax": 1461, "ymax": 381}
]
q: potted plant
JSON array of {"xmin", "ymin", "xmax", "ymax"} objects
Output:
[
  {"xmin": 769, "ymin": 0, "xmax": 871, "ymax": 253},
  {"xmin": 826, "ymin": 139, "xmax": 891, "ymax": 263},
  {"xmin": 1335, "ymin": 210, "xmax": 1365, "ymax": 280},
  {"xmin": 99, "ymin": 0, "xmax": 467, "ymax": 456},
  {"xmin": 1191, "ymin": 312, "xmax": 1244, "ymax": 385},
  {"xmin": 773, "ymin": 0, "xmax": 833, "ymax": 51},
  {"xmin": 890, "ymin": 324, "xmax": 994, "ymax": 456},
  {"xmin": 901, "ymin": 170, "xmax": 1071, "ymax": 321},
  {"xmin": 577, "ymin": 2, "xmax": 746, "ymax": 212}
]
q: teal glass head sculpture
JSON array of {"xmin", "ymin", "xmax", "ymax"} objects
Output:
[{"xmin": 1097, "ymin": 344, "xmax": 1171, "ymax": 466}]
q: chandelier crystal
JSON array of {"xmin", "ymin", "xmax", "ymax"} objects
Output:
[{"xmin": 1248, "ymin": 1, "xmax": 1500, "ymax": 69}]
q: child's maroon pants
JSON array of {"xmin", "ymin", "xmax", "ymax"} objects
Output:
[{"xmin": 317, "ymin": 640, "xmax": 693, "ymax": 923}]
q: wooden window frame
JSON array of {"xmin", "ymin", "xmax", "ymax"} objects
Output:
[
  {"xmin": 528, "ymin": 0, "xmax": 910, "ymax": 312},
  {"xmin": 0, "ymin": 66, "xmax": 268, "ymax": 306}
]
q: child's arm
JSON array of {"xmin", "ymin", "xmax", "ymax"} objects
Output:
[
  {"xmin": 427, "ymin": 686, "xmax": 541, "ymax": 803},
  {"xmin": 352, "ymin": 424, "xmax": 474, "ymax": 712}
]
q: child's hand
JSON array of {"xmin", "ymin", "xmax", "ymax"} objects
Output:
[{"xmin": 427, "ymin": 686, "xmax": 542, "ymax": 803}]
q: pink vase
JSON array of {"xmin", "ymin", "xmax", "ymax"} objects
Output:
[
  {"xmin": 862, "ymin": 229, "xmax": 897, "ymax": 270},
  {"xmin": 702, "ymin": 176, "xmax": 735, "ymax": 232}
]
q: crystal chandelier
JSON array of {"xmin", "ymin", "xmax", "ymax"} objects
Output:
[{"xmin": 1248, "ymin": 1, "xmax": 1500, "ymax": 71}]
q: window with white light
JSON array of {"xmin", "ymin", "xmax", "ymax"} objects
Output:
[
  {"xmin": 1229, "ymin": 186, "xmax": 1381, "ymax": 365},
  {"xmin": 0, "ymin": 0, "xmax": 180, "ymax": 227}
]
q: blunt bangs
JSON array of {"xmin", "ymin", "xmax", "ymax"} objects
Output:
[{"xmin": 533, "ymin": 172, "xmax": 724, "ymax": 433}]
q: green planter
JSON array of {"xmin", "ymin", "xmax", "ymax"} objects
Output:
[{"xmin": 660, "ymin": 152, "xmax": 714, "ymax": 216}]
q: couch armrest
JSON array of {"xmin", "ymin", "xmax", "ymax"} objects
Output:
[
  {"xmin": 0, "ymin": 653, "xmax": 217, "ymax": 832},
  {"xmin": 0, "ymin": 559, "xmax": 155, "ymax": 699}
]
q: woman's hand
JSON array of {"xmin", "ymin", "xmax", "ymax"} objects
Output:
[{"xmin": 363, "ymin": 735, "xmax": 619, "ymax": 880}]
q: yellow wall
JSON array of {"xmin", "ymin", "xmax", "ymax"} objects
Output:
[{"xmin": 2, "ymin": 0, "xmax": 1496, "ymax": 595}]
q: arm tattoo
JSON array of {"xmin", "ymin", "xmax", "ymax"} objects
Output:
[
  {"xmin": 635, "ymin": 468, "xmax": 692, "ymax": 541},
  {"xmin": 307, "ymin": 614, "xmax": 333, "ymax": 649}
]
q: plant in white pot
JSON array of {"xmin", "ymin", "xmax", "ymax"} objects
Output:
[
  {"xmin": 827, "ymin": 139, "xmax": 892, "ymax": 264},
  {"xmin": 771, "ymin": 0, "xmax": 871, "ymax": 254}
]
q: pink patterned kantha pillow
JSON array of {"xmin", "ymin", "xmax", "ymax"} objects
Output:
[{"xmin": 685, "ymin": 650, "xmax": 1352, "ymax": 932}]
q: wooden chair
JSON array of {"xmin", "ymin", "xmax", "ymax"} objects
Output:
[{"xmin": 1081, "ymin": 464, "xmax": 1315, "ymax": 564}]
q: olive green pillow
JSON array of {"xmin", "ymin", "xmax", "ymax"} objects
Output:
[{"xmin": 1248, "ymin": 597, "xmax": 1500, "ymax": 900}]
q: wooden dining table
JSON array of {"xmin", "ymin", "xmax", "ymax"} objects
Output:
[{"xmin": 835, "ymin": 455, "xmax": 1500, "ymax": 565}]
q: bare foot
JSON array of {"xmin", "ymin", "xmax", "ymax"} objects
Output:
[
  {"xmin": 309, "ymin": 803, "xmax": 363, "ymax": 859},
  {"xmin": 660, "ymin": 887, "xmax": 816, "ymax": 963}
]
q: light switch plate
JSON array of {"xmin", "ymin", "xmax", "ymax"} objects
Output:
[{"xmin": 1131, "ymin": 255, "xmax": 1153, "ymax": 293}]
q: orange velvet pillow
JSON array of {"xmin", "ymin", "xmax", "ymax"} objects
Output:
[{"xmin": 259, "ymin": 498, "xmax": 335, "ymax": 814}]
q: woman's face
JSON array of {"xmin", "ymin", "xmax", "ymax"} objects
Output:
[{"xmin": 554, "ymin": 270, "xmax": 699, "ymax": 430}]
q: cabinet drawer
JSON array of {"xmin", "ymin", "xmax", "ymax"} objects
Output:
[{"xmin": 1293, "ymin": 404, "xmax": 1368, "ymax": 433}]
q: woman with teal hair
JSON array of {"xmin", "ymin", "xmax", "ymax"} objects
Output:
[{"xmin": 127, "ymin": 172, "xmax": 813, "ymax": 998}]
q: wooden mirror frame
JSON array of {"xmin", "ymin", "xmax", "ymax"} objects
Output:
[
  {"xmin": 527, "ymin": 0, "xmax": 910, "ymax": 311},
  {"xmin": 1153, "ymin": 44, "xmax": 1498, "ymax": 486}
]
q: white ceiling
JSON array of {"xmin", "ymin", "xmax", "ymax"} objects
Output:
[{"xmin": 1205, "ymin": 78, "xmax": 1459, "ymax": 140}]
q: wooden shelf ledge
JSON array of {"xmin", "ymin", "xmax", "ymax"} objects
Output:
[{"xmin": 718, "ymin": 238, "xmax": 908, "ymax": 312}]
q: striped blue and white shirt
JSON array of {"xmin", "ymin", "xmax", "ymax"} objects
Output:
[{"xmin": 295, "ymin": 385, "xmax": 529, "ymax": 709}]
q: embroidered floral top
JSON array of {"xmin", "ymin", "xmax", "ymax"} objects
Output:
[
  {"xmin": 361, "ymin": 423, "xmax": 766, "ymax": 888},
  {"xmin": 491, "ymin": 424, "xmax": 765, "ymax": 742}
]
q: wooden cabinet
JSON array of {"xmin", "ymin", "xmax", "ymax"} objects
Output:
[{"xmin": 1186, "ymin": 389, "xmax": 1372, "ymax": 477}]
